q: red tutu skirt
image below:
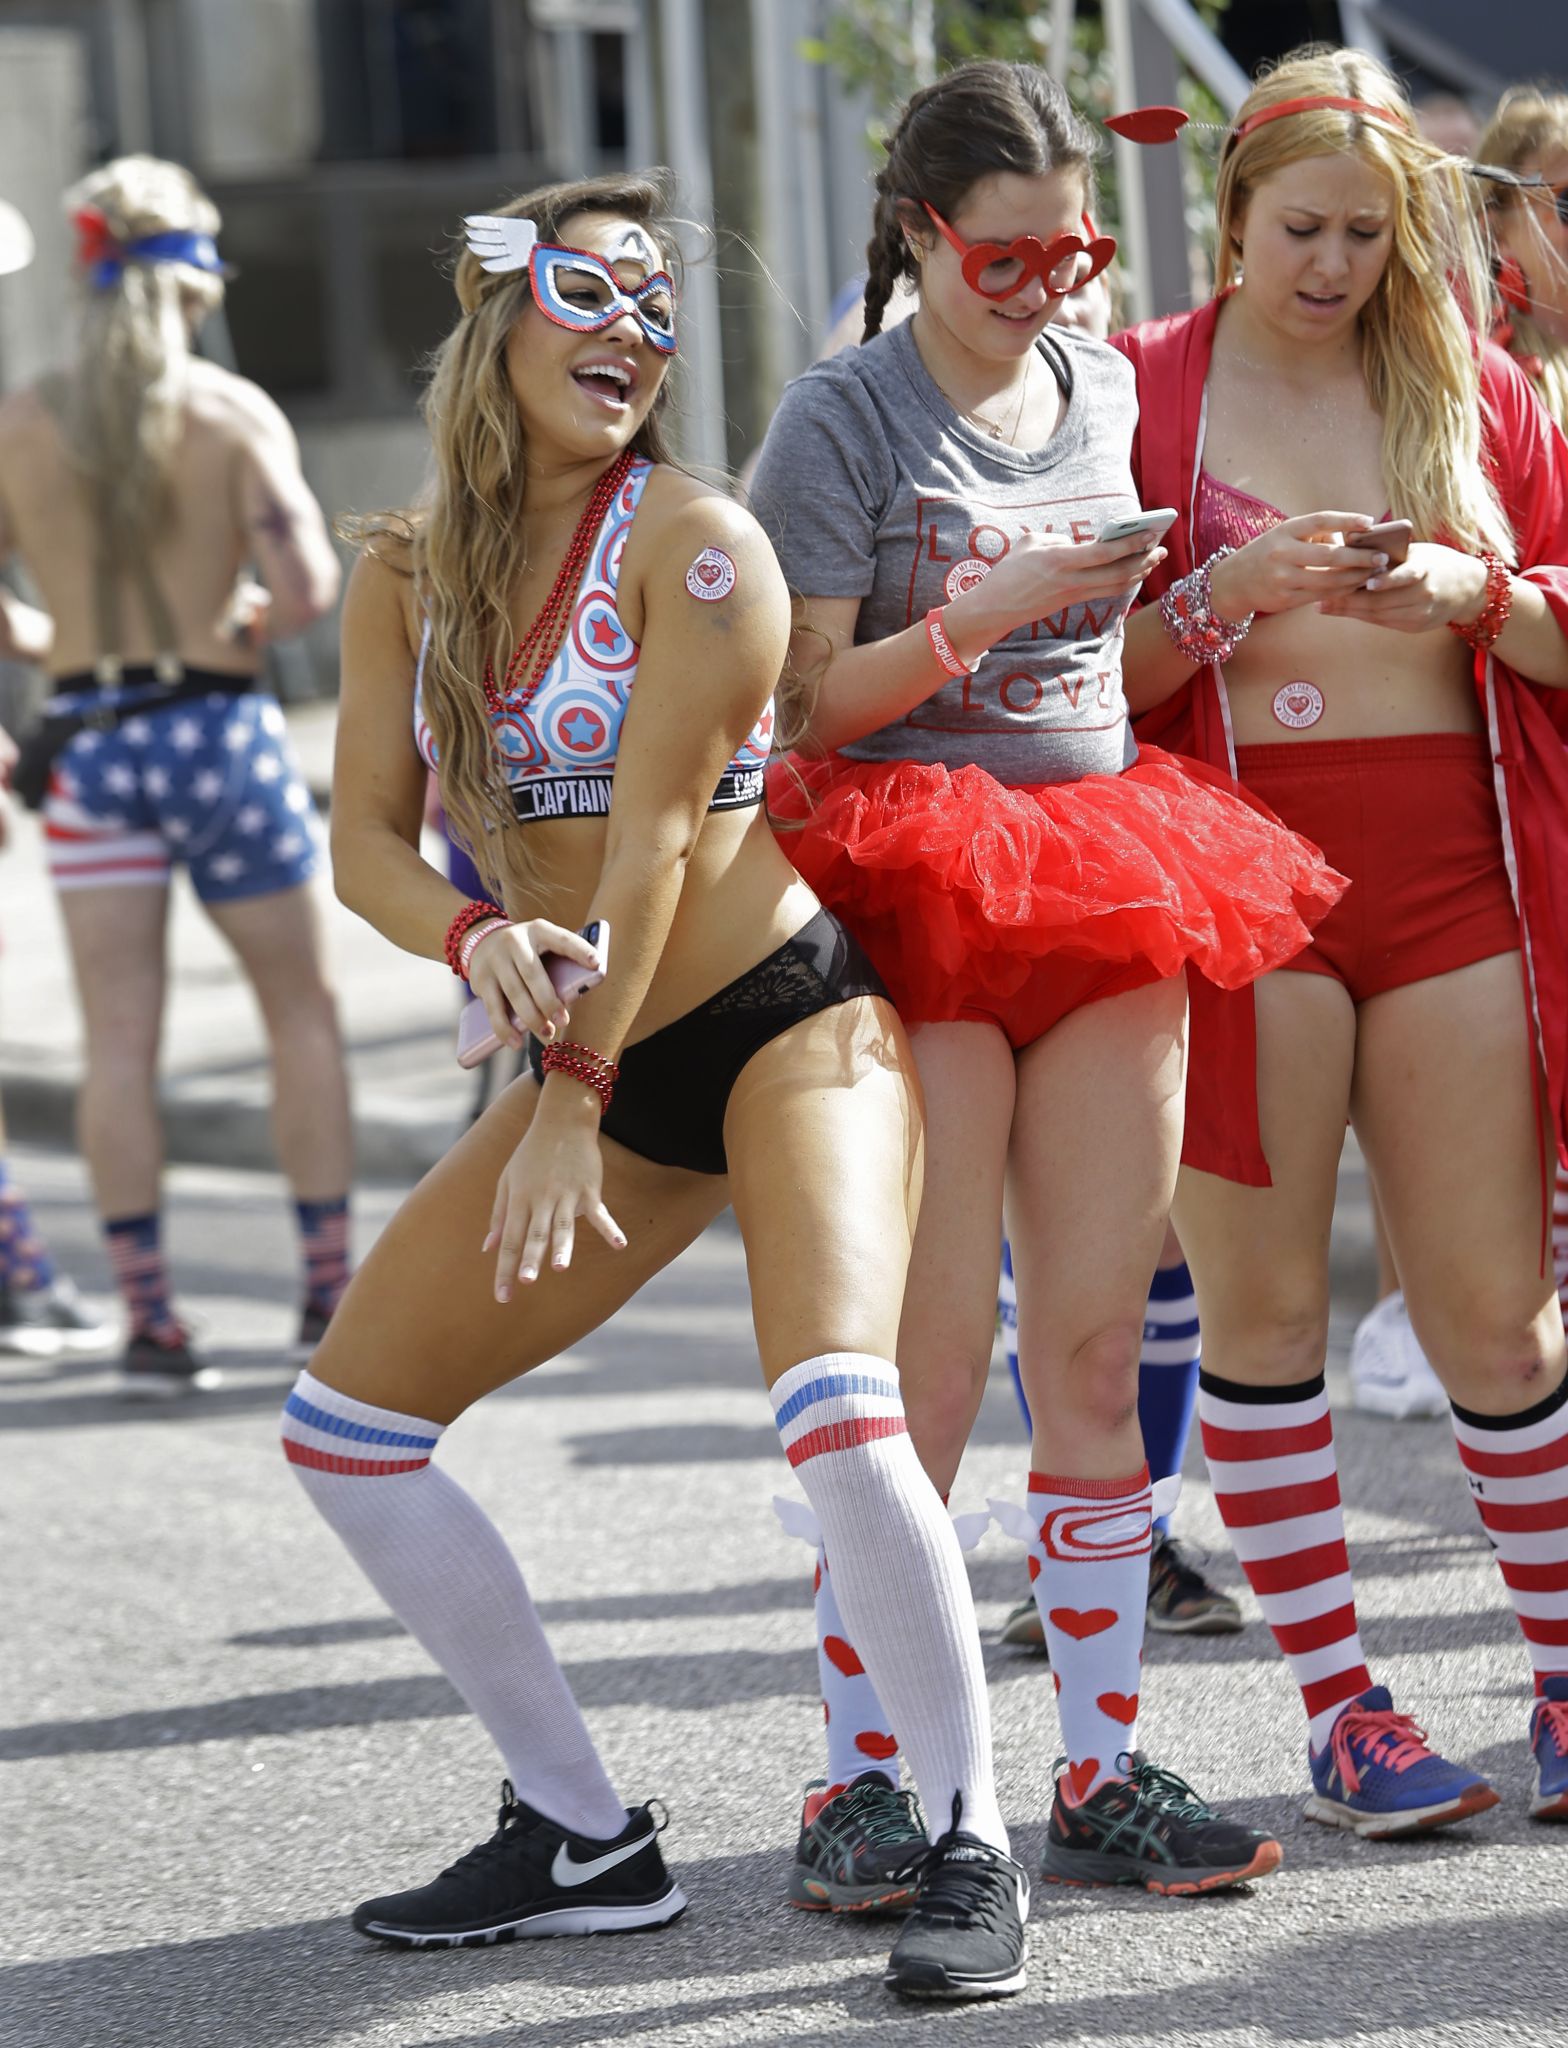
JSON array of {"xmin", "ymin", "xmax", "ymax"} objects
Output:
[{"xmin": 767, "ymin": 745, "xmax": 1347, "ymax": 1045}]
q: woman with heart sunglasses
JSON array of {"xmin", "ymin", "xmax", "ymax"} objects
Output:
[
  {"xmin": 752, "ymin": 58, "xmax": 1343, "ymax": 1904},
  {"xmin": 293, "ymin": 171, "xmax": 1031, "ymax": 2000},
  {"xmin": 1114, "ymin": 46, "xmax": 1568, "ymax": 1838}
]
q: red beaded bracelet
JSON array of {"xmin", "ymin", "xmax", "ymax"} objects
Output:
[
  {"xmin": 444, "ymin": 899, "xmax": 505, "ymax": 978},
  {"xmin": 539, "ymin": 1039, "xmax": 620, "ymax": 1116},
  {"xmin": 1448, "ymin": 551, "xmax": 1513, "ymax": 653}
]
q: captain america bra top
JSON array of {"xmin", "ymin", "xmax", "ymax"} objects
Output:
[{"xmin": 414, "ymin": 456, "xmax": 775, "ymax": 822}]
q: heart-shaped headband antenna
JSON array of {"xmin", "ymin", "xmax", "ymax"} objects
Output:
[
  {"xmin": 463, "ymin": 214, "xmax": 538, "ymax": 275},
  {"xmin": 1104, "ymin": 101, "xmax": 1548, "ymax": 194}
]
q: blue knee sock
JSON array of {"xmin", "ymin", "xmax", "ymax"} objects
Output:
[
  {"xmin": 1137, "ymin": 1262, "xmax": 1201, "ymax": 1536},
  {"xmin": 1000, "ymin": 1239, "xmax": 1032, "ymax": 1431}
]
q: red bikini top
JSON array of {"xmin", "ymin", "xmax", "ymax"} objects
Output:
[{"xmin": 1194, "ymin": 469, "xmax": 1283, "ymax": 561}]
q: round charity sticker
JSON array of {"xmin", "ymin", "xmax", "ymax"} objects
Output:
[
  {"xmin": 944, "ymin": 557, "xmax": 992, "ymax": 601},
  {"xmin": 685, "ymin": 546, "xmax": 737, "ymax": 601},
  {"xmin": 1272, "ymin": 680, "xmax": 1324, "ymax": 730}
]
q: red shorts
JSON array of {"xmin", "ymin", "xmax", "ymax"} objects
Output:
[{"xmin": 1233, "ymin": 734, "xmax": 1520, "ymax": 1002}]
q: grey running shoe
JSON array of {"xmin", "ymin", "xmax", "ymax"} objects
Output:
[
  {"xmin": 117, "ymin": 1329, "xmax": 221, "ymax": 1398},
  {"xmin": 998, "ymin": 1594, "xmax": 1047, "ymax": 1650},
  {"xmin": 1146, "ymin": 1532, "xmax": 1244, "ymax": 1634},
  {"xmin": 885, "ymin": 1797, "xmax": 1028, "ymax": 2001},
  {"xmin": 0, "ymin": 1277, "xmax": 114, "ymax": 1359},
  {"xmin": 788, "ymin": 1771, "xmax": 926, "ymax": 1913}
]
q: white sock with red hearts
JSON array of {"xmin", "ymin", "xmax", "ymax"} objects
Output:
[
  {"xmin": 1028, "ymin": 1464, "xmax": 1153, "ymax": 1803},
  {"xmin": 814, "ymin": 1545, "xmax": 900, "ymax": 1789}
]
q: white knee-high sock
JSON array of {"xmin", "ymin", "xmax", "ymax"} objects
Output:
[
  {"xmin": 771, "ymin": 1353, "xmax": 1005, "ymax": 1851},
  {"xmin": 281, "ymin": 1370, "xmax": 627, "ymax": 1839}
]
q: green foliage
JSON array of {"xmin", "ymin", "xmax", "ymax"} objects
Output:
[{"xmin": 803, "ymin": 1, "xmax": 1234, "ymax": 276}]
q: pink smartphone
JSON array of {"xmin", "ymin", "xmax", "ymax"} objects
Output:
[{"xmin": 454, "ymin": 921, "xmax": 610, "ymax": 1068}]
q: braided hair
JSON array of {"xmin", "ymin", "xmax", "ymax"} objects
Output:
[{"xmin": 862, "ymin": 60, "xmax": 1100, "ymax": 342}]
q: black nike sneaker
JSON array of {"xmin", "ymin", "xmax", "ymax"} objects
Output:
[
  {"xmin": 1042, "ymin": 1753, "xmax": 1282, "ymax": 1895},
  {"xmin": 884, "ymin": 1797, "xmax": 1028, "ymax": 2002},
  {"xmin": 351, "ymin": 1781, "xmax": 687, "ymax": 1948},
  {"xmin": 788, "ymin": 1770, "xmax": 926, "ymax": 1913}
]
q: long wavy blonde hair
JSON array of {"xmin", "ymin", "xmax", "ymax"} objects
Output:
[
  {"xmin": 58, "ymin": 155, "xmax": 224, "ymax": 553},
  {"xmin": 1477, "ymin": 87, "xmax": 1568, "ymax": 433},
  {"xmin": 390, "ymin": 173, "xmax": 682, "ymax": 900},
  {"xmin": 1215, "ymin": 47, "xmax": 1514, "ymax": 560}
]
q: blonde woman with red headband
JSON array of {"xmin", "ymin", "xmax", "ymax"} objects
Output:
[{"xmin": 1115, "ymin": 46, "xmax": 1568, "ymax": 1836}]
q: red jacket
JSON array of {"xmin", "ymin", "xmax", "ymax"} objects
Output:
[{"xmin": 1111, "ymin": 299, "xmax": 1568, "ymax": 1186}]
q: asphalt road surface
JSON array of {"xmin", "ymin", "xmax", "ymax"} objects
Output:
[{"xmin": 4, "ymin": 1144, "xmax": 1563, "ymax": 2048}]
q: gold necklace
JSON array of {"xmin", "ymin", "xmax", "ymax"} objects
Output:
[{"xmin": 959, "ymin": 346, "xmax": 1032, "ymax": 445}]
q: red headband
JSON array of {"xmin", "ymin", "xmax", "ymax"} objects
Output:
[{"xmin": 1105, "ymin": 96, "xmax": 1412, "ymax": 149}]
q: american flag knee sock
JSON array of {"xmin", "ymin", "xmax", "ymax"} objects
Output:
[
  {"xmin": 104, "ymin": 1212, "xmax": 184, "ymax": 1345},
  {"xmin": 1199, "ymin": 1370, "xmax": 1372, "ymax": 1747},
  {"xmin": 0, "ymin": 1159, "xmax": 56, "ymax": 1293},
  {"xmin": 772, "ymin": 1354, "xmax": 1004, "ymax": 1850},
  {"xmin": 281, "ymin": 1368, "xmax": 627, "ymax": 1839},
  {"xmin": 1450, "ymin": 1375, "xmax": 1568, "ymax": 1694},
  {"xmin": 295, "ymin": 1195, "xmax": 351, "ymax": 1317},
  {"xmin": 1028, "ymin": 1466, "xmax": 1153, "ymax": 1801}
]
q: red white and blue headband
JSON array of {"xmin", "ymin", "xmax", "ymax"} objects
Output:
[
  {"xmin": 463, "ymin": 214, "xmax": 679, "ymax": 355},
  {"xmin": 73, "ymin": 207, "xmax": 224, "ymax": 292}
]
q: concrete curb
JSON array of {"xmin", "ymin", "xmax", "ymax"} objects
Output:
[{"xmin": 2, "ymin": 1068, "xmax": 457, "ymax": 1187}]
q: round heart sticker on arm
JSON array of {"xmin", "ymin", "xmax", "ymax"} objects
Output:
[{"xmin": 686, "ymin": 547, "xmax": 737, "ymax": 601}]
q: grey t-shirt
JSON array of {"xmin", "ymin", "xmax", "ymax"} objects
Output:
[{"xmin": 749, "ymin": 317, "xmax": 1142, "ymax": 784}]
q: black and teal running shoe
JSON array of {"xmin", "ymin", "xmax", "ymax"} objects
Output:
[
  {"xmin": 1042, "ymin": 1753, "xmax": 1282, "ymax": 1895},
  {"xmin": 788, "ymin": 1770, "xmax": 926, "ymax": 1913}
]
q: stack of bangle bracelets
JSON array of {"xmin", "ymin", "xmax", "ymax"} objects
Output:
[
  {"xmin": 1449, "ymin": 550, "xmax": 1513, "ymax": 652},
  {"xmin": 1158, "ymin": 546, "xmax": 1255, "ymax": 665}
]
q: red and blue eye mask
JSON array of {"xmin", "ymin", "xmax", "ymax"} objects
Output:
[
  {"xmin": 464, "ymin": 214, "xmax": 678, "ymax": 355},
  {"xmin": 920, "ymin": 201, "xmax": 1117, "ymax": 302},
  {"xmin": 530, "ymin": 244, "xmax": 678, "ymax": 355}
]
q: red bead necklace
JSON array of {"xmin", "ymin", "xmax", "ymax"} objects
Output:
[{"xmin": 483, "ymin": 447, "xmax": 636, "ymax": 716}]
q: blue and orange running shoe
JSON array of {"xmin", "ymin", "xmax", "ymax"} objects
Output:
[
  {"xmin": 1529, "ymin": 1676, "xmax": 1568, "ymax": 1821},
  {"xmin": 1305, "ymin": 1686, "xmax": 1497, "ymax": 1839}
]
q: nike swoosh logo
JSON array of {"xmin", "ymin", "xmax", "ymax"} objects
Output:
[{"xmin": 551, "ymin": 1830, "xmax": 656, "ymax": 1889}]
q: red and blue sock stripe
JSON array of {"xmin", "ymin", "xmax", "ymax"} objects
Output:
[{"xmin": 281, "ymin": 1370, "xmax": 440, "ymax": 1477}]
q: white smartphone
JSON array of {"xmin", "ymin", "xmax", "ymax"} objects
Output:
[
  {"xmin": 454, "ymin": 920, "xmax": 610, "ymax": 1068},
  {"xmin": 1097, "ymin": 507, "xmax": 1178, "ymax": 547}
]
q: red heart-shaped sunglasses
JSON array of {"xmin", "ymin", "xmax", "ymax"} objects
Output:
[{"xmin": 921, "ymin": 202, "xmax": 1117, "ymax": 302}]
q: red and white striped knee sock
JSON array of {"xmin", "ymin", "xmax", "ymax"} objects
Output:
[
  {"xmin": 813, "ymin": 1545, "xmax": 900, "ymax": 1788},
  {"xmin": 1028, "ymin": 1465, "xmax": 1152, "ymax": 1802},
  {"xmin": 1451, "ymin": 1376, "xmax": 1568, "ymax": 1693},
  {"xmin": 1199, "ymin": 1371, "xmax": 1372, "ymax": 1747},
  {"xmin": 281, "ymin": 1369, "xmax": 628, "ymax": 1838}
]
